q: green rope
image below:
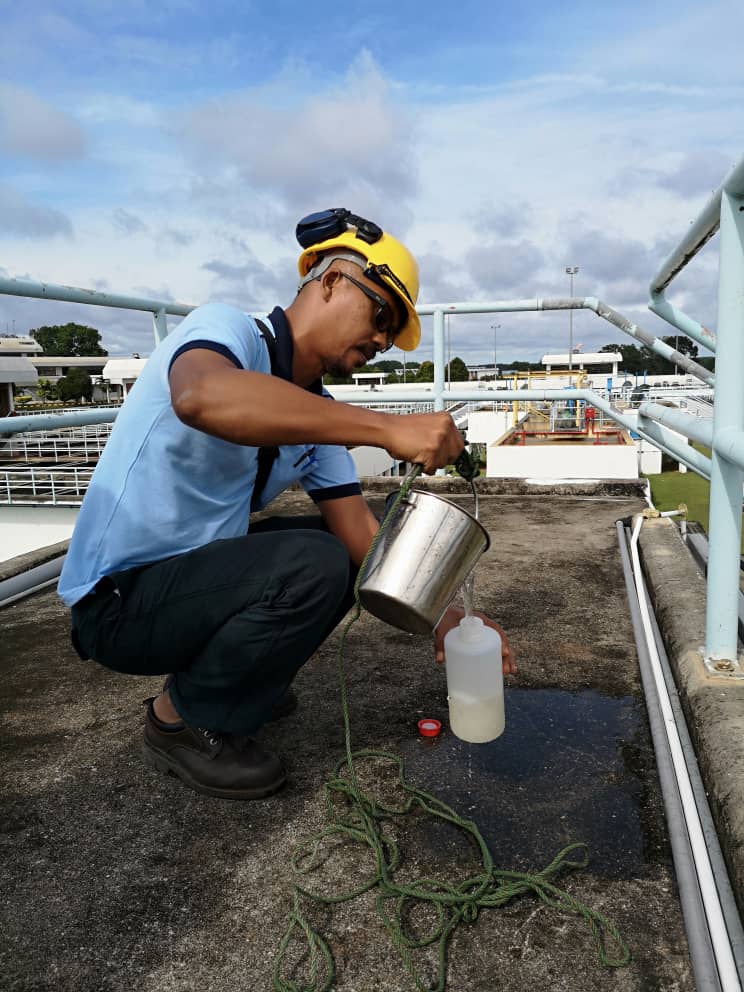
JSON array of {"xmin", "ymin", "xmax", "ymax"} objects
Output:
[{"xmin": 272, "ymin": 471, "xmax": 631, "ymax": 991}]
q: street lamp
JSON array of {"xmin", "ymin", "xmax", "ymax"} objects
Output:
[
  {"xmin": 491, "ymin": 324, "xmax": 500, "ymax": 380},
  {"xmin": 565, "ymin": 266, "xmax": 579, "ymax": 373}
]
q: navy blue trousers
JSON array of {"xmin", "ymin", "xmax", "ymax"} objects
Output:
[{"xmin": 70, "ymin": 516, "xmax": 354, "ymax": 733}]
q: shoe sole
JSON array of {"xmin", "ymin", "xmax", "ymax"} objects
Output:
[{"xmin": 142, "ymin": 742, "xmax": 286, "ymax": 801}]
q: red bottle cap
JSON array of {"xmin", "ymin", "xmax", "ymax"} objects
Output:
[{"xmin": 418, "ymin": 718, "xmax": 442, "ymax": 737}]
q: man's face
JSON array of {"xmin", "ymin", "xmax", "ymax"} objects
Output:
[{"xmin": 321, "ymin": 268, "xmax": 401, "ymax": 377}]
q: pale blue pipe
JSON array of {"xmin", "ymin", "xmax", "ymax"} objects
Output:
[
  {"xmin": 415, "ymin": 297, "xmax": 713, "ymax": 385},
  {"xmin": 649, "ymin": 154, "xmax": 744, "ymax": 295},
  {"xmin": 0, "ymin": 275, "xmax": 194, "ymax": 318},
  {"xmin": 647, "ymin": 296, "xmax": 717, "ymax": 355},
  {"xmin": 638, "ymin": 402, "xmax": 713, "ymax": 448},
  {"xmin": 432, "ymin": 309, "xmax": 445, "ymax": 412},
  {"xmin": 713, "ymin": 427, "xmax": 744, "ymax": 471},
  {"xmin": 342, "ymin": 388, "xmax": 712, "ymax": 478},
  {"xmin": 0, "ymin": 408, "xmax": 120, "ymax": 434},
  {"xmin": 705, "ymin": 190, "xmax": 744, "ymax": 663}
]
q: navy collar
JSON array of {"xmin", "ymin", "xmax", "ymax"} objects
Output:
[{"xmin": 266, "ymin": 306, "xmax": 323, "ymax": 395}]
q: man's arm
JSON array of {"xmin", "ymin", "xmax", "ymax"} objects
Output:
[
  {"xmin": 169, "ymin": 349, "xmax": 463, "ymax": 475},
  {"xmin": 317, "ymin": 494, "xmax": 379, "ymax": 568}
]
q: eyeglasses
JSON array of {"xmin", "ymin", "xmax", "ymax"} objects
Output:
[{"xmin": 338, "ymin": 270, "xmax": 400, "ymax": 352}]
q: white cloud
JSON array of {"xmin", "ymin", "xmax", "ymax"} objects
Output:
[
  {"xmin": 177, "ymin": 52, "xmax": 418, "ymax": 220},
  {"xmin": 0, "ymin": 84, "xmax": 86, "ymax": 161},
  {"xmin": 0, "ymin": 185, "xmax": 73, "ymax": 238}
]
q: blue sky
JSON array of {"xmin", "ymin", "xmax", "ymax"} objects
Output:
[{"xmin": 1, "ymin": 0, "xmax": 742, "ymax": 362}]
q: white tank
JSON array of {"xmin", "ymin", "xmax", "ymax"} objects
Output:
[{"xmin": 444, "ymin": 616, "xmax": 505, "ymax": 743}]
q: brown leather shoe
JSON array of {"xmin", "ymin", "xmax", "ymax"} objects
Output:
[{"xmin": 142, "ymin": 699, "xmax": 286, "ymax": 800}]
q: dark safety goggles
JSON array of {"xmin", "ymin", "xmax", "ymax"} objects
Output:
[
  {"xmin": 338, "ymin": 270, "xmax": 399, "ymax": 352},
  {"xmin": 296, "ymin": 208, "xmax": 383, "ymax": 249}
]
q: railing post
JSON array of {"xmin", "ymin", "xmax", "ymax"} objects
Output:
[
  {"xmin": 705, "ymin": 190, "xmax": 744, "ymax": 665},
  {"xmin": 153, "ymin": 308, "xmax": 168, "ymax": 345},
  {"xmin": 433, "ymin": 309, "xmax": 446, "ymax": 475}
]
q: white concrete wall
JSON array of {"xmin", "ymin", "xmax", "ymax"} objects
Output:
[
  {"xmin": 638, "ymin": 445, "xmax": 662, "ymax": 474},
  {"xmin": 350, "ymin": 446, "xmax": 399, "ymax": 477},
  {"xmin": 622, "ymin": 411, "xmax": 690, "ymax": 473},
  {"xmin": 487, "ymin": 442, "xmax": 638, "ymax": 480},
  {"xmin": 0, "ymin": 505, "xmax": 79, "ymax": 562},
  {"xmin": 466, "ymin": 411, "xmax": 513, "ymax": 445}
]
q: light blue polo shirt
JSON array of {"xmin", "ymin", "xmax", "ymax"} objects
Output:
[{"xmin": 58, "ymin": 303, "xmax": 361, "ymax": 607}]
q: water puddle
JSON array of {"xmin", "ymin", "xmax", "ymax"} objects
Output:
[{"xmin": 399, "ymin": 687, "xmax": 659, "ymax": 880}]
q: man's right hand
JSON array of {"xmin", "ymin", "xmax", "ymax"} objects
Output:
[{"xmin": 383, "ymin": 412, "xmax": 464, "ymax": 475}]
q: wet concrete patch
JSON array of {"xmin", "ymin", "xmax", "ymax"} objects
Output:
[{"xmin": 396, "ymin": 688, "xmax": 669, "ymax": 883}]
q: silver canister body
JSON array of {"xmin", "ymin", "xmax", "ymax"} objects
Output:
[{"xmin": 358, "ymin": 489, "xmax": 490, "ymax": 635}]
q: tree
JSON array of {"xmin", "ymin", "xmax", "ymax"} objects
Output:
[
  {"xmin": 367, "ymin": 359, "xmax": 403, "ymax": 372},
  {"xmin": 599, "ymin": 335, "xmax": 706, "ymax": 376},
  {"xmin": 30, "ymin": 323, "xmax": 108, "ymax": 357},
  {"xmin": 416, "ymin": 361, "xmax": 434, "ymax": 382},
  {"xmin": 57, "ymin": 368, "xmax": 93, "ymax": 402},
  {"xmin": 447, "ymin": 356, "xmax": 469, "ymax": 382},
  {"xmin": 663, "ymin": 334, "xmax": 697, "ymax": 359},
  {"xmin": 37, "ymin": 378, "xmax": 58, "ymax": 401}
]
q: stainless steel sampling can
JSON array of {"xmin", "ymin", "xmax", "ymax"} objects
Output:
[{"xmin": 358, "ymin": 489, "xmax": 490, "ymax": 635}]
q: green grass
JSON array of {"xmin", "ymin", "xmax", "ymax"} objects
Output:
[{"xmin": 645, "ymin": 444, "xmax": 744, "ymax": 553}]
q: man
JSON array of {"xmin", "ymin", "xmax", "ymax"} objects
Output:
[{"xmin": 58, "ymin": 210, "xmax": 514, "ymax": 801}]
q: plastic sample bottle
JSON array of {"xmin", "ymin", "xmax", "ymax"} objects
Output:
[{"xmin": 444, "ymin": 616, "xmax": 505, "ymax": 743}]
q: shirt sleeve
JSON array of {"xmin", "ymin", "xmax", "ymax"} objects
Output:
[
  {"xmin": 301, "ymin": 444, "xmax": 362, "ymax": 502},
  {"xmin": 161, "ymin": 303, "xmax": 268, "ymax": 387}
]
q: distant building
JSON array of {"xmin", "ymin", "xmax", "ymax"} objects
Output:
[
  {"xmin": 0, "ymin": 335, "xmax": 43, "ymax": 358},
  {"xmin": 0, "ymin": 338, "xmax": 41, "ymax": 415},
  {"xmin": 542, "ymin": 352, "xmax": 622, "ymax": 376}
]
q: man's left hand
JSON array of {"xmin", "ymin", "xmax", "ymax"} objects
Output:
[{"xmin": 434, "ymin": 605, "xmax": 517, "ymax": 674}]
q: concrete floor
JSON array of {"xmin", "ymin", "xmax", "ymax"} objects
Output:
[{"xmin": 1, "ymin": 484, "xmax": 697, "ymax": 991}]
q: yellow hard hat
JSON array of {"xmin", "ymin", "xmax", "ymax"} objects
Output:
[{"xmin": 297, "ymin": 225, "xmax": 421, "ymax": 351}]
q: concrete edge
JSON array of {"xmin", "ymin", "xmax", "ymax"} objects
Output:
[
  {"xmin": 357, "ymin": 476, "xmax": 648, "ymax": 497},
  {"xmin": 638, "ymin": 516, "xmax": 744, "ymax": 913}
]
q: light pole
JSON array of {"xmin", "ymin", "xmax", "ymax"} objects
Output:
[
  {"xmin": 491, "ymin": 323, "xmax": 500, "ymax": 380},
  {"xmin": 565, "ymin": 266, "xmax": 578, "ymax": 373}
]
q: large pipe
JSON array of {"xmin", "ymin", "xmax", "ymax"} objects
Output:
[
  {"xmin": 0, "ymin": 275, "xmax": 194, "ymax": 318},
  {"xmin": 638, "ymin": 402, "xmax": 713, "ymax": 448},
  {"xmin": 0, "ymin": 555, "xmax": 65, "ymax": 608},
  {"xmin": 648, "ymin": 296, "xmax": 717, "ymax": 354},
  {"xmin": 616, "ymin": 522, "xmax": 723, "ymax": 990},
  {"xmin": 705, "ymin": 191, "xmax": 744, "ymax": 663},
  {"xmin": 649, "ymin": 155, "xmax": 744, "ymax": 295},
  {"xmin": 627, "ymin": 515, "xmax": 741, "ymax": 989},
  {"xmin": 0, "ymin": 408, "xmax": 120, "ymax": 435}
]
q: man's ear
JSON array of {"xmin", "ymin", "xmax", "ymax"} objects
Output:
[{"xmin": 319, "ymin": 268, "xmax": 342, "ymax": 302}]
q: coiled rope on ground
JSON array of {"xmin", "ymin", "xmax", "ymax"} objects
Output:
[{"xmin": 272, "ymin": 471, "xmax": 631, "ymax": 991}]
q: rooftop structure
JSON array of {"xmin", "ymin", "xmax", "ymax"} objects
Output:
[
  {"xmin": 0, "ymin": 480, "xmax": 711, "ymax": 991},
  {"xmin": 0, "ymin": 335, "xmax": 42, "ymax": 356}
]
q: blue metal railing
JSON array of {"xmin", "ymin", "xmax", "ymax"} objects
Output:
[
  {"xmin": 1, "ymin": 156, "xmax": 742, "ymax": 666},
  {"xmin": 646, "ymin": 156, "xmax": 744, "ymax": 668}
]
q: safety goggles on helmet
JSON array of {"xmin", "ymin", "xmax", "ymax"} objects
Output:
[{"xmin": 296, "ymin": 209, "xmax": 383, "ymax": 249}]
